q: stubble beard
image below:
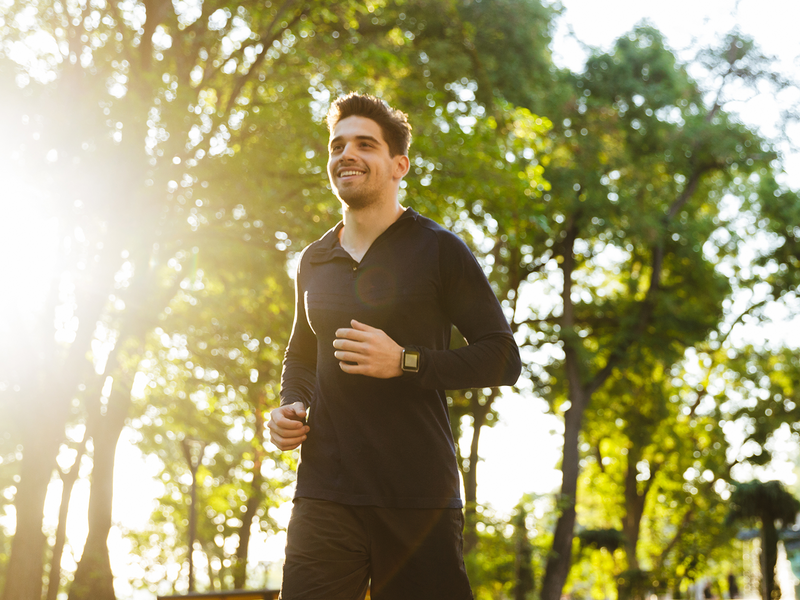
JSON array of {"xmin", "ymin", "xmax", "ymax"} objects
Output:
[{"xmin": 336, "ymin": 183, "xmax": 378, "ymax": 211}]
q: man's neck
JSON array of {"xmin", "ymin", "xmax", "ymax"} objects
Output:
[{"xmin": 339, "ymin": 199, "xmax": 405, "ymax": 263}]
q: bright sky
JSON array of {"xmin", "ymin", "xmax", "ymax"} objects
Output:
[{"xmin": 14, "ymin": 0, "xmax": 800, "ymax": 595}]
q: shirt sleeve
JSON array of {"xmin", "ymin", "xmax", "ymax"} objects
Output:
[
  {"xmin": 412, "ymin": 230, "xmax": 522, "ymax": 390},
  {"xmin": 279, "ymin": 249, "xmax": 317, "ymax": 408}
]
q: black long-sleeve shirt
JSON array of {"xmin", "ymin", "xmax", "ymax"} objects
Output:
[{"xmin": 280, "ymin": 208, "xmax": 521, "ymax": 508}]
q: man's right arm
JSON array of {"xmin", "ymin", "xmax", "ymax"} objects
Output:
[
  {"xmin": 268, "ymin": 401, "xmax": 309, "ymax": 451},
  {"xmin": 269, "ymin": 253, "xmax": 317, "ymax": 451}
]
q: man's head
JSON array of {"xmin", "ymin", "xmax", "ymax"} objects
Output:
[
  {"xmin": 326, "ymin": 93, "xmax": 412, "ymax": 157},
  {"xmin": 326, "ymin": 94, "xmax": 412, "ymax": 210}
]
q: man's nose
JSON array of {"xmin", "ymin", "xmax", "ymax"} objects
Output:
[{"xmin": 339, "ymin": 142, "xmax": 357, "ymax": 161}]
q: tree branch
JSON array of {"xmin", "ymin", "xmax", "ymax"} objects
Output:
[
  {"xmin": 718, "ymin": 298, "xmax": 770, "ymax": 346},
  {"xmin": 654, "ymin": 508, "xmax": 694, "ymax": 571},
  {"xmin": 224, "ymin": 5, "xmax": 307, "ymax": 114}
]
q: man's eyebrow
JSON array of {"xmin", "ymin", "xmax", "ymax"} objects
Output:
[{"xmin": 329, "ymin": 135, "xmax": 382, "ymax": 147}]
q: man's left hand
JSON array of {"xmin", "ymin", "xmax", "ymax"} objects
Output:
[{"xmin": 333, "ymin": 319, "xmax": 403, "ymax": 378}]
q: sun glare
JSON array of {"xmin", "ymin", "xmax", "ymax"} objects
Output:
[{"xmin": 0, "ymin": 178, "xmax": 61, "ymax": 337}]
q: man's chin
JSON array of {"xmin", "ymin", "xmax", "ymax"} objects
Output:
[{"xmin": 338, "ymin": 193, "xmax": 377, "ymax": 211}]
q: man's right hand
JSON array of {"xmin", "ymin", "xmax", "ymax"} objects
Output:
[{"xmin": 268, "ymin": 401, "xmax": 310, "ymax": 451}]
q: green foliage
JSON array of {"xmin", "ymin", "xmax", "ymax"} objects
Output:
[
  {"xmin": 567, "ymin": 540, "xmax": 623, "ymax": 600},
  {"xmin": 728, "ymin": 480, "xmax": 800, "ymax": 527},
  {"xmin": 125, "ymin": 242, "xmax": 297, "ymax": 591},
  {"xmin": 512, "ymin": 503, "xmax": 537, "ymax": 600},
  {"xmin": 529, "ymin": 20, "xmax": 797, "ymax": 600},
  {"xmin": 753, "ymin": 180, "xmax": 800, "ymax": 298},
  {"xmin": 723, "ymin": 346, "xmax": 800, "ymax": 466},
  {"xmin": 465, "ymin": 497, "xmax": 551, "ymax": 600},
  {"xmin": 578, "ymin": 528, "xmax": 625, "ymax": 552},
  {"xmin": 465, "ymin": 516, "xmax": 516, "ymax": 600},
  {"xmin": 728, "ymin": 481, "xmax": 800, "ymax": 600},
  {"xmin": 2, "ymin": 0, "xmax": 800, "ymax": 597},
  {"xmin": 0, "ymin": 0, "xmax": 383, "ymax": 594},
  {"xmin": 616, "ymin": 568, "xmax": 666, "ymax": 600}
]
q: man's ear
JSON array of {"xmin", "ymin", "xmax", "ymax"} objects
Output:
[{"xmin": 394, "ymin": 154, "xmax": 410, "ymax": 179}]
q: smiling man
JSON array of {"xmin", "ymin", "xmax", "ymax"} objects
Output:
[{"xmin": 268, "ymin": 93, "xmax": 521, "ymax": 600}]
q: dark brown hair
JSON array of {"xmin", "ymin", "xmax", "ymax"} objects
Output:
[{"xmin": 326, "ymin": 93, "xmax": 412, "ymax": 156}]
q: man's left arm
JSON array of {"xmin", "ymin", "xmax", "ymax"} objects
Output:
[
  {"xmin": 333, "ymin": 231, "xmax": 521, "ymax": 389},
  {"xmin": 408, "ymin": 230, "xmax": 521, "ymax": 390}
]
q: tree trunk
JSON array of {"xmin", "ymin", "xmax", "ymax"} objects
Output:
[
  {"xmin": 3, "ymin": 320, "xmax": 96, "ymax": 600},
  {"xmin": 206, "ymin": 550, "xmax": 218, "ymax": 591},
  {"xmin": 539, "ymin": 395, "xmax": 586, "ymax": 600},
  {"xmin": 67, "ymin": 241, "xmax": 166, "ymax": 599},
  {"xmin": 540, "ymin": 216, "xmax": 587, "ymax": 600},
  {"xmin": 2, "ymin": 401, "xmax": 65, "ymax": 600},
  {"xmin": 232, "ymin": 478, "xmax": 262, "ymax": 589},
  {"xmin": 618, "ymin": 442, "xmax": 655, "ymax": 600},
  {"xmin": 67, "ymin": 385, "xmax": 131, "ymax": 600},
  {"xmin": 513, "ymin": 506, "xmax": 535, "ymax": 600},
  {"xmin": 3, "ymin": 293, "xmax": 74, "ymax": 600},
  {"xmin": 2, "ymin": 221, "xmax": 123, "ymax": 600},
  {"xmin": 233, "ymin": 393, "xmax": 267, "ymax": 589},
  {"xmin": 760, "ymin": 517, "xmax": 779, "ymax": 600},
  {"xmin": 539, "ymin": 195, "xmax": 667, "ymax": 600},
  {"xmin": 463, "ymin": 393, "xmax": 491, "ymax": 554},
  {"xmin": 622, "ymin": 445, "xmax": 646, "ymax": 573},
  {"xmin": 45, "ymin": 437, "xmax": 88, "ymax": 600}
]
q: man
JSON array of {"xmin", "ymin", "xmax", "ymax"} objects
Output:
[{"xmin": 268, "ymin": 93, "xmax": 521, "ymax": 600}]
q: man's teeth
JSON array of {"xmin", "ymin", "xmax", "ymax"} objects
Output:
[{"xmin": 340, "ymin": 171, "xmax": 363, "ymax": 177}]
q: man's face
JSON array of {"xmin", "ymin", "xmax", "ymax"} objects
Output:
[{"xmin": 327, "ymin": 116, "xmax": 407, "ymax": 210}]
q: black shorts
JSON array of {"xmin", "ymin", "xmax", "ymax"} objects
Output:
[{"xmin": 280, "ymin": 498, "xmax": 474, "ymax": 600}]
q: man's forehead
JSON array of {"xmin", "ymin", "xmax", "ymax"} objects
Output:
[{"xmin": 330, "ymin": 116, "xmax": 386, "ymax": 144}]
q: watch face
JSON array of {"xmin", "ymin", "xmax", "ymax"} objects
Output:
[{"xmin": 403, "ymin": 349, "xmax": 420, "ymax": 372}]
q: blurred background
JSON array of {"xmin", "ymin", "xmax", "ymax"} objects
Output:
[{"xmin": 1, "ymin": 0, "xmax": 800, "ymax": 599}]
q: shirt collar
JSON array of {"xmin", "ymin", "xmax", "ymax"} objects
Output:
[{"xmin": 309, "ymin": 207, "xmax": 418, "ymax": 264}]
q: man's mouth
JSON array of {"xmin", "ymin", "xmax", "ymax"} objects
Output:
[{"xmin": 338, "ymin": 170, "xmax": 365, "ymax": 178}]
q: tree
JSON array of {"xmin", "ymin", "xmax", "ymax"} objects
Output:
[
  {"xmin": 103, "ymin": 0, "xmax": 556, "ymax": 590},
  {"xmin": 724, "ymin": 346, "xmax": 800, "ymax": 467},
  {"xmin": 5, "ymin": 1, "xmax": 799, "ymax": 597},
  {"xmin": 523, "ymin": 28, "xmax": 798, "ymax": 599},
  {"xmin": 572, "ymin": 354, "xmax": 738, "ymax": 600},
  {"xmin": 463, "ymin": 496, "xmax": 551, "ymax": 600},
  {"xmin": 101, "ymin": 0, "xmax": 556, "ymax": 590},
  {"xmin": 334, "ymin": 14, "xmax": 800, "ymax": 598},
  {"xmin": 0, "ymin": 0, "xmax": 373, "ymax": 597},
  {"xmin": 728, "ymin": 480, "xmax": 800, "ymax": 600},
  {"xmin": 125, "ymin": 221, "xmax": 300, "ymax": 592},
  {"xmin": 512, "ymin": 501, "xmax": 536, "ymax": 600}
]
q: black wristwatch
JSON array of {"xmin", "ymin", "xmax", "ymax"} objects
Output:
[{"xmin": 401, "ymin": 347, "xmax": 421, "ymax": 373}]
